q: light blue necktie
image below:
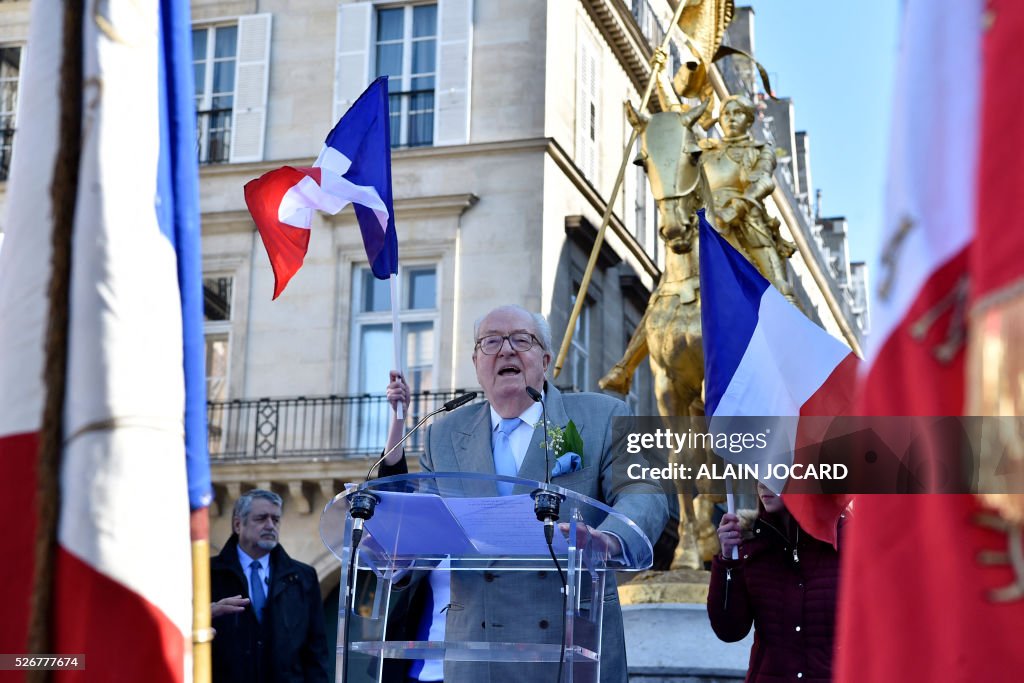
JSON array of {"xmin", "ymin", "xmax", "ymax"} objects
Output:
[
  {"xmin": 249, "ymin": 560, "xmax": 266, "ymax": 623},
  {"xmin": 493, "ymin": 417, "xmax": 521, "ymax": 495}
]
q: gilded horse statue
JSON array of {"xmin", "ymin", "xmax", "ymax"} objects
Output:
[{"xmin": 599, "ymin": 98, "xmax": 724, "ymax": 569}]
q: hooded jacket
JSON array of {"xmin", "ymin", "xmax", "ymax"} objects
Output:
[{"xmin": 707, "ymin": 507, "xmax": 847, "ymax": 683}]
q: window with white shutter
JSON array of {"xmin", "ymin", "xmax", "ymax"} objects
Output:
[
  {"xmin": 434, "ymin": 0, "xmax": 472, "ymax": 145},
  {"xmin": 229, "ymin": 14, "xmax": 272, "ymax": 163},
  {"xmin": 334, "ymin": 2, "xmax": 373, "ymax": 123},
  {"xmin": 576, "ymin": 28, "xmax": 600, "ymax": 184},
  {"xmin": 375, "ymin": 3, "xmax": 438, "ymax": 147},
  {"xmin": 193, "ymin": 25, "xmax": 237, "ymax": 164},
  {"xmin": 0, "ymin": 46, "xmax": 21, "ymax": 181},
  {"xmin": 192, "ymin": 14, "xmax": 271, "ymax": 164},
  {"xmin": 334, "ymin": 1, "xmax": 471, "ymax": 148}
]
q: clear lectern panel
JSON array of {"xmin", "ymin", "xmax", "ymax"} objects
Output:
[{"xmin": 320, "ymin": 472, "xmax": 656, "ymax": 683}]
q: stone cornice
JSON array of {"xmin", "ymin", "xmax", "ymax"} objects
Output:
[
  {"xmin": 201, "ymin": 210, "xmax": 253, "ymax": 234},
  {"xmin": 580, "ymin": 0, "xmax": 657, "ymax": 103},
  {"xmin": 209, "ymin": 457, "xmax": 427, "ymax": 516},
  {"xmin": 199, "ymin": 138, "xmax": 558, "ymax": 182}
]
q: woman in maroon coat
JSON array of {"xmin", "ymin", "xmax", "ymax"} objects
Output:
[{"xmin": 707, "ymin": 483, "xmax": 845, "ymax": 683}]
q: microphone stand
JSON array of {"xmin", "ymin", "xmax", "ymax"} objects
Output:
[
  {"xmin": 340, "ymin": 390, "xmax": 476, "ymax": 682},
  {"xmin": 526, "ymin": 385, "xmax": 567, "ymax": 683}
]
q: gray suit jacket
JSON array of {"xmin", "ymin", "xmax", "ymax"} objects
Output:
[{"xmin": 419, "ymin": 384, "xmax": 668, "ymax": 683}]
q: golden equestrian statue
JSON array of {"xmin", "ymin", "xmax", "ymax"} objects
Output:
[
  {"xmin": 599, "ymin": 94, "xmax": 719, "ymax": 569},
  {"xmin": 600, "ymin": 7, "xmax": 796, "ymax": 568},
  {"xmin": 553, "ymin": 0, "xmax": 792, "ymax": 568}
]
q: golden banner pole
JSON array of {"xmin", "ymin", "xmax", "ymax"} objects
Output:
[
  {"xmin": 192, "ymin": 509, "xmax": 213, "ymax": 683},
  {"xmin": 553, "ymin": 1, "xmax": 689, "ymax": 379}
]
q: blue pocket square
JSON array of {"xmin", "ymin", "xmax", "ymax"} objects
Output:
[{"xmin": 550, "ymin": 452, "xmax": 582, "ymax": 478}]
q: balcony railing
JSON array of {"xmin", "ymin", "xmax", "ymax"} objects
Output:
[
  {"xmin": 0, "ymin": 126, "xmax": 14, "ymax": 181},
  {"xmin": 196, "ymin": 108, "xmax": 232, "ymax": 164},
  {"xmin": 207, "ymin": 390, "xmax": 475, "ymax": 462}
]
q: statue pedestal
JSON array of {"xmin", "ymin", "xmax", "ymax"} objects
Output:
[{"xmin": 620, "ymin": 570, "xmax": 752, "ymax": 682}]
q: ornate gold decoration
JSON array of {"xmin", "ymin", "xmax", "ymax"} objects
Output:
[
  {"xmin": 969, "ymin": 292, "xmax": 1024, "ymax": 524},
  {"xmin": 910, "ymin": 274, "xmax": 969, "ymax": 363},
  {"xmin": 975, "ymin": 513, "xmax": 1024, "ymax": 603},
  {"xmin": 878, "ymin": 215, "xmax": 915, "ymax": 301},
  {"xmin": 673, "ymin": 0, "xmax": 735, "ymax": 100},
  {"xmin": 601, "ymin": 97, "xmax": 724, "ymax": 569}
]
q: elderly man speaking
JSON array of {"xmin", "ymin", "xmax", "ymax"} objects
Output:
[{"xmin": 380, "ymin": 304, "xmax": 668, "ymax": 683}]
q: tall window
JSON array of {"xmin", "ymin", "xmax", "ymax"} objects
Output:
[
  {"xmin": 203, "ymin": 276, "xmax": 233, "ymax": 402},
  {"xmin": 0, "ymin": 46, "xmax": 21, "ymax": 182},
  {"xmin": 350, "ymin": 265, "xmax": 438, "ymax": 449},
  {"xmin": 576, "ymin": 30, "xmax": 599, "ymax": 182},
  {"xmin": 624, "ymin": 322, "xmax": 640, "ymax": 414},
  {"xmin": 375, "ymin": 4, "xmax": 437, "ymax": 148},
  {"xmin": 193, "ymin": 25, "xmax": 237, "ymax": 163},
  {"xmin": 634, "ymin": 139, "xmax": 647, "ymax": 246},
  {"xmin": 569, "ymin": 291, "xmax": 591, "ymax": 391}
]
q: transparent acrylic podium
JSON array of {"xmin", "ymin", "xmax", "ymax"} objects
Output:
[{"xmin": 320, "ymin": 472, "xmax": 655, "ymax": 683}]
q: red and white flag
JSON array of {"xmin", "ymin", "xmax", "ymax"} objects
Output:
[
  {"xmin": 839, "ymin": 1, "xmax": 1024, "ymax": 680},
  {"xmin": 0, "ymin": 1, "xmax": 208, "ymax": 680}
]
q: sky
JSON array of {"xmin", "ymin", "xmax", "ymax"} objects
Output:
[{"xmin": 743, "ymin": 0, "xmax": 902, "ymax": 264}]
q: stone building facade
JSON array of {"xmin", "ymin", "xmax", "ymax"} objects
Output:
[{"xmin": 0, "ymin": 0, "xmax": 868, "ymax": 609}]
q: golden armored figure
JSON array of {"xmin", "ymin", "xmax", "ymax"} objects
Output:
[{"xmin": 701, "ymin": 95, "xmax": 796, "ymax": 299}]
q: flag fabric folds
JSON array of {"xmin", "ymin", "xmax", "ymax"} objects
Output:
[
  {"xmin": 698, "ymin": 209, "xmax": 858, "ymax": 545},
  {"xmin": 838, "ymin": 1, "xmax": 1024, "ymax": 681},
  {"xmin": 245, "ymin": 76, "xmax": 398, "ymax": 298},
  {"xmin": 0, "ymin": 0, "xmax": 207, "ymax": 680},
  {"xmin": 158, "ymin": 0, "xmax": 213, "ymax": 514}
]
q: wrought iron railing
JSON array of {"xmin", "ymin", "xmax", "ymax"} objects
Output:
[
  {"xmin": 207, "ymin": 390, "xmax": 476, "ymax": 462},
  {"xmin": 0, "ymin": 126, "xmax": 14, "ymax": 181},
  {"xmin": 196, "ymin": 108, "xmax": 232, "ymax": 164}
]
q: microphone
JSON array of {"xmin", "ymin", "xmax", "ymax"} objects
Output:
[
  {"xmin": 526, "ymin": 386, "xmax": 551, "ymax": 485},
  {"xmin": 363, "ymin": 391, "xmax": 478, "ymax": 483},
  {"xmin": 527, "ymin": 385, "xmax": 563, "ymax": 545},
  {"xmin": 443, "ymin": 391, "xmax": 477, "ymax": 412}
]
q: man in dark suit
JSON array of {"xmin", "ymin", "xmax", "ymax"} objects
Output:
[
  {"xmin": 381, "ymin": 304, "xmax": 668, "ymax": 682},
  {"xmin": 210, "ymin": 489, "xmax": 329, "ymax": 683}
]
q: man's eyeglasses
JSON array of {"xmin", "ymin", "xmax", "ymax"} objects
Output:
[{"xmin": 475, "ymin": 333, "xmax": 541, "ymax": 355}]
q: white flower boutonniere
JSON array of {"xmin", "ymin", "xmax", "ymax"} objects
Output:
[{"xmin": 537, "ymin": 419, "xmax": 585, "ymax": 477}]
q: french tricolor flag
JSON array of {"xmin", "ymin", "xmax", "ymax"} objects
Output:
[
  {"xmin": 0, "ymin": 0, "xmax": 209, "ymax": 680},
  {"xmin": 698, "ymin": 209, "xmax": 858, "ymax": 544},
  {"xmin": 245, "ymin": 76, "xmax": 398, "ymax": 299}
]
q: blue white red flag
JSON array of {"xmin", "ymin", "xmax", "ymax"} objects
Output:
[
  {"xmin": 0, "ymin": 0, "xmax": 208, "ymax": 680},
  {"xmin": 698, "ymin": 209, "xmax": 858, "ymax": 544},
  {"xmin": 245, "ymin": 76, "xmax": 398, "ymax": 298}
]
